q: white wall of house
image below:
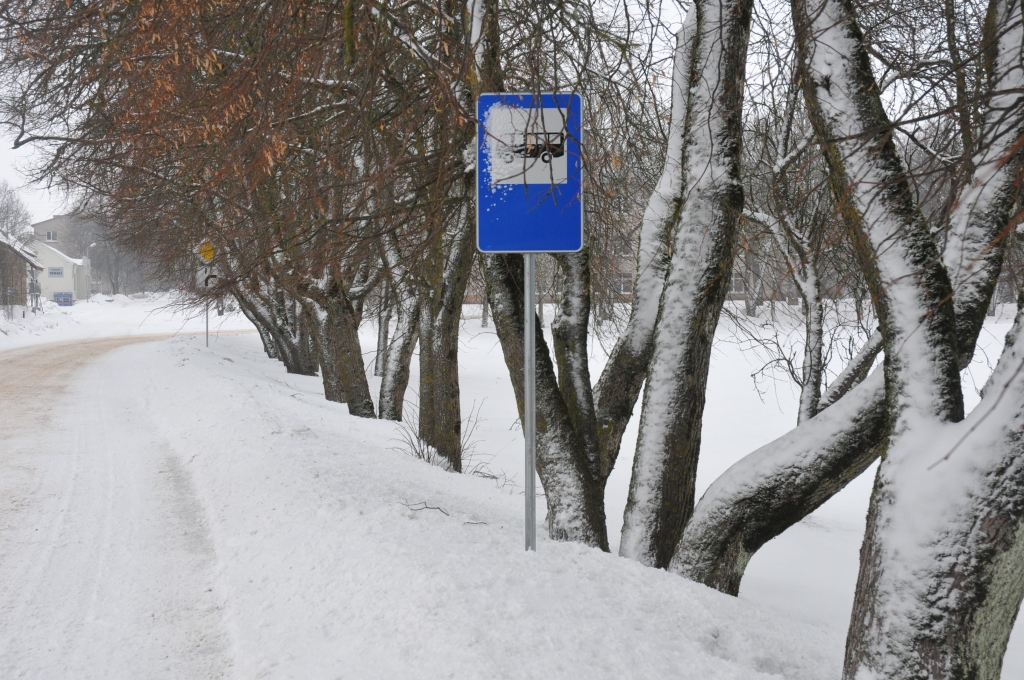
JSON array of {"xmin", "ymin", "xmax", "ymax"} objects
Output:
[{"xmin": 31, "ymin": 241, "xmax": 90, "ymax": 302}]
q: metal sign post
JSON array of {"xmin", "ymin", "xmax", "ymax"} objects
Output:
[
  {"xmin": 523, "ymin": 253, "xmax": 537, "ymax": 551},
  {"xmin": 476, "ymin": 93, "xmax": 583, "ymax": 551},
  {"xmin": 195, "ymin": 241, "xmax": 217, "ymax": 348}
]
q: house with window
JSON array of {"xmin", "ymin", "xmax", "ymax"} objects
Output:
[
  {"xmin": 0, "ymin": 231, "xmax": 43, "ymax": 310},
  {"xmin": 30, "ymin": 214, "xmax": 95, "ymax": 303},
  {"xmin": 31, "ymin": 240, "xmax": 90, "ymax": 304},
  {"xmin": 31, "ymin": 214, "xmax": 79, "ymax": 253}
]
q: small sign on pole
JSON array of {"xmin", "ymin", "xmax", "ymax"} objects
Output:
[
  {"xmin": 197, "ymin": 240, "xmax": 216, "ymax": 263},
  {"xmin": 477, "ymin": 92, "xmax": 583, "ymax": 551},
  {"xmin": 196, "ymin": 266, "xmax": 218, "ymax": 347}
]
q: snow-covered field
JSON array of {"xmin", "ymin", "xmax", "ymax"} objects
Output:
[{"xmin": 1, "ymin": 295, "xmax": 1021, "ymax": 678}]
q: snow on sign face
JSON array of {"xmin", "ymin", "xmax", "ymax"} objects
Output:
[
  {"xmin": 483, "ymin": 105, "xmax": 569, "ymax": 185},
  {"xmin": 476, "ymin": 93, "xmax": 583, "ymax": 253}
]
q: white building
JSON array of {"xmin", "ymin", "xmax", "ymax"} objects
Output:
[{"xmin": 31, "ymin": 240, "xmax": 91, "ymax": 304}]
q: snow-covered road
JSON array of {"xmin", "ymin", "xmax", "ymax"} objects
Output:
[
  {"xmin": 1, "ymin": 296, "xmax": 1021, "ymax": 678},
  {"xmin": 0, "ymin": 336, "xmax": 230, "ymax": 678},
  {"xmin": 0, "ymin": 332, "xmax": 848, "ymax": 679}
]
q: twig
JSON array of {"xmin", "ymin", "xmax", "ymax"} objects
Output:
[{"xmin": 400, "ymin": 500, "xmax": 449, "ymax": 516}]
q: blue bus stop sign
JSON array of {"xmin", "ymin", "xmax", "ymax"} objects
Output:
[{"xmin": 476, "ymin": 93, "xmax": 583, "ymax": 253}]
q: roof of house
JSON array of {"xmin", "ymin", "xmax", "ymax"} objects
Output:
[
  {"xmin": 32, "ymin": 212, "xmax": 101, "ymax": 235},
  {"xmin": 0, "ymin": 231, "xmax": 44, "ymax": 270},
  {"xmin": 33, "ymin": 240, "xmax": 84, "ymax": 266}
]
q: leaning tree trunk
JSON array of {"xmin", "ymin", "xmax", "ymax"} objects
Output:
[
  {"xmin": 590, "ymin": 26, "xmax": 685, "ymax": 483},
  {"xmin": 293, "ymin": 274, "xmax": 376, "ymax": 418},
  {"xmin": 672, "ymin": 0, "xmax": 1024, "ymax": 604},
  {"xmin": 671, "ymin": 368, "xmax": 886, "ymax": 593},
  {"xmin": 234, "ymin": 291, "xmax": 279, "ymax": 360},
  {"xmin": 789, "ymin": 0, "xmax": 1024, "ymax": 676},
  {"xmin": 234, "ymin": 278, "xmax": 316, "ymax": 375},
  {"xmin": 274, "ymin": 288, "xmax": 319, "ymax": 376},
  {"xmin": 619, "ymin": 0, "xmax": 754, "ymax": 569}
]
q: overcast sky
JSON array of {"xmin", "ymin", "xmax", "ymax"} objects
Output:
[{"xmin": 0, "ymin": 132, "xmax": 69, "ymax": 226}]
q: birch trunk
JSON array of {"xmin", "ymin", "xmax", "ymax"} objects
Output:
[
  {"xmin": 619, "ymin": 0, "xmax": 754, "ymax": 568},
  {"xmin": 379, "ymin": 240, "xmax": 422, "ymax": 421},
  {"xmin": 418, "ymin": 294, "xmax": 437, "ymax": 437},
  {"xmin": 796, "ymin": 272, "xmax": 824, "ymax": 424}
]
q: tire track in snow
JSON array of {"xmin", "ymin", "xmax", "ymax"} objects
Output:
[{"xmin": 0, "ymin": 335, "xmax": 232, "ymax": 678}]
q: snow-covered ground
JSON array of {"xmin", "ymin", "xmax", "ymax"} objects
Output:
[
  {"xmin": 0, "ymin": 293, "xmax": 253, "ymax": 352},
  {"xmin": 1, "ymin": 297, "xmax": 1021, "ymax": 678}
]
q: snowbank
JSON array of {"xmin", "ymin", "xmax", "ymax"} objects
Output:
[
  {"xmin": 0, "ymin": 292, "xmax": 253, "ymax": 352},
  {"xmin": 132, "ymin": 334, "xmax": 842, "ymax": 678}
]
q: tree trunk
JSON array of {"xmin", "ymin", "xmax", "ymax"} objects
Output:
[
  {"xmin": 790, "ymin": 0, "xmax": 1024, "ymax": 676},
  {"xmin": 551, "ymin": 250, "xmax": 602, "ymax": 485},
  {"xmin": 590, "ymin": 22, "xmax": 683, "ymax": 482},
  {"xmin": 672, "ymin": 0, "xmax": 1023, "ymax": 603},
  {"xmin": 818, "ymin": 330, "xmax": 882, "ymax": 411},
  {"xmin": 419, "ymin": 210, "xmax": 476, "ymax": 471},
  {"xmin": 320, "ymin": 286, "xmax": 374, "ymax": 418},
  {"xmin": 375, "ymin": 294, "xmax": 391, "ymax": 377},
  {"xmin": 671, "ymin": 369, "xmax": 886, "ymax": 593},
  {"xmin": 293, "ymin": 275, "xmax": 376, "ymax": 418},
  {"xmin": 233, "ymin": 279, "xmax": 316, "ymax": 375},
  {"xmin": 484, "ymin": 252, "xmax": 608, "ymax": 548},
  {"xmin": 272, "ymin": 288, "xmax": 319, "ymax": 376},
  {"xmin": 418, "ymin": 294, "xmax": 437, "ymax": 438},
  {"xmin": 302, "ymin": 300, "xmax": 347, "ymax": 404},
  {"xmin": 379, "ymin": 241, "xmax": 422, "ymax": 421},
  {"xmin": 235, "ymin": 293, "xmax": 279, "ymax": 360},
  {"xmin": 743, "ymin": 251, "xmax": 758, "ymax": 317},
  {"xmin": 619, "ymin": 0, "xmax": 754, "ymax": 569},
  {"xmin": 796, "ymin": 271, "xmax": 824, "ymax": 424}
]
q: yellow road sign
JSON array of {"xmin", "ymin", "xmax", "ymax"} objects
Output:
[{"xmin": 197, "ymin": 241, "xmax": 215, "ymax": 262}]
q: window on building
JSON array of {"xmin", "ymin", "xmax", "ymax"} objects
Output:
[
  {"xmin": 48, "ymin": 267, "xmax": 63, "ymax": 278},
  {"xmin": 45, "ymin": 231, "xmax": 57, "ymax": 242},
  {"xmin": 608, "ymin": 272, "xmax": 633, "ymax": 296},
  {"xmin": 731, "ymin": 271, "xmax": 746, "ymax": 293}
]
